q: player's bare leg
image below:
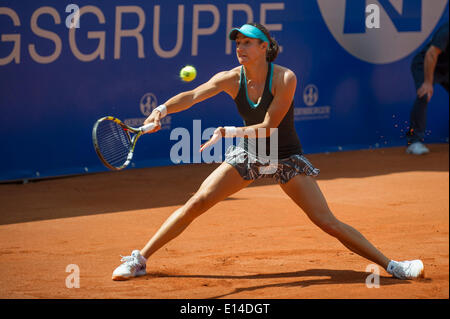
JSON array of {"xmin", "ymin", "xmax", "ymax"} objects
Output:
[
  {"xmin": 140, "ymin": 162, "xmax": 252, "ymax": 259},
  {"xmin": 112, "ymin": 162, "xmax": 251, "ymax": 279},
  {"xmin": 279, "ymin": 174, "xmax": 391, "ymax": 268}
]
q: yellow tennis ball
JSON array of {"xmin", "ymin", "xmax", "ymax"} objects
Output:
[{"xmin": 180, "ymin": 65, "xmax": 197, "ymax": 82}]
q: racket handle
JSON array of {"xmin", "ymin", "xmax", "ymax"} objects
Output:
[{"xmin": 140, "ymin": 122, "xmax": 156, "ymax": 133}]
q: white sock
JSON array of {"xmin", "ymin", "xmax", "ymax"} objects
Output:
[{"xmin": 133, "ymin": 250, "xmax": 147, "ymax": 264}]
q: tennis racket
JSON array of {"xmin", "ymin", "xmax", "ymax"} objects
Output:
[{"xmin": 92, "ymin": 116, "xmax": 156, "ymax": 170}]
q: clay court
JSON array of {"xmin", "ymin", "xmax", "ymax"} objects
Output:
[{"xmin": 0, "ymin": 144, "xmax": 448, "ymax": 299}]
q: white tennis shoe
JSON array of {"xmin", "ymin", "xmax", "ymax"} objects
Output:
[
  {"xmin": 112, "ymin": 250, "xmax": 147, "ymax": 281},
  {"xmin": 406, "ymin": 142, "xmax": 430, "ymax": 155},
  {"xmin": 387, "ymin": 260, "xmax": 425, "ymax": 280}
]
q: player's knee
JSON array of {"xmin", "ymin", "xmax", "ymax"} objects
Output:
[
  {"xmin": 314, "ymin": 214, "xmax": 341, "ymax": 237},
  {"xmin": 183, "ymin": 195, "xmax": 209, "ymax": 219}
]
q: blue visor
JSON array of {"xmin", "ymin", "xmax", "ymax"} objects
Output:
[{"xmin": 228, "ymin": 24, "xmax": 269, "ymax": 43}]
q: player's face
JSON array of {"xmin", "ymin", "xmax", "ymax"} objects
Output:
[{"xmin": 235, "ymin": 33, "xmax": 267, "ymax": 65}]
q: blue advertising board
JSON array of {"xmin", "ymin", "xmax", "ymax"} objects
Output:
[{"xmin": 0, "ymin": 0, "xmax": 448, "ymax": 182}]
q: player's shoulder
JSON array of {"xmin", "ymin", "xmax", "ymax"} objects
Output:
[
  {"xmin": 272, "ymin": 64, "xmax": 297, "ymax": 84},
  {"xmin": 210, "ymin": 67, "xmax": 240, "ymax": 83},
  {"xmin": 223, "ymin": 66, "xmax": 241, "ymax": 79}
]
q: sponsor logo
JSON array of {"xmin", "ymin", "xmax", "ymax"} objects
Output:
[
  {"xmin": 295, "ymin": 84, "xmax": 331, "ymax": 121},
  {"xmin": 139, "ymin": 92, "xmax": 158, "ymax": 116},
  {"xmin": 317, "ymin": 0, "xmax": 448, "ymax": 64},
  {"xmin": 124, "ymin": 92, "xmax": 171, "ymax": 130},
  {"xmin": 1, "ymin": 3, "xmax": 285, "ymax": 65},
  {"xmin": 303, "ymin": 84, "xmax": 319, "ymax": 106}
]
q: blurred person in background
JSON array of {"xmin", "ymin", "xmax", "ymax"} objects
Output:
[{"xmin": 406, "ymin": 21, "xmax": 449, "ymax": 155}]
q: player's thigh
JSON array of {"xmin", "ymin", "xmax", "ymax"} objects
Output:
[
  {"xmin": 189, "ymin": 162, "xmax": 252, "ymax": 211},
  {"xmin": 279, "ymin": 174, "xmax": 335, "ymax": 224}
]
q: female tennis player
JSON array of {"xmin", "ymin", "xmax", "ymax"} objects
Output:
[{"xmin": 112, "ymin": 23, "xmax": 424, "ymax": 281}]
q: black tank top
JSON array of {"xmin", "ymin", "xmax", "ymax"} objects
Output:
[{"xmin": 234, "ymin": 63, "xmax": 303, "ymax": 159}]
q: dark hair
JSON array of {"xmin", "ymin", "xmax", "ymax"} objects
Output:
[{"xmin": 247, "ymin": 22, "xmax": 279, "ymax": 62}]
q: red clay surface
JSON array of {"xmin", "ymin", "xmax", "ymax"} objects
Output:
[{"xmin": 0, "ymin": 145, "xmax": 448, "ymax": 299}]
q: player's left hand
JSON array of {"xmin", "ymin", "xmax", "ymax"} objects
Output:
[
  {"xmin": 200, "ymin": 127, "xmax": 224, "ymax": 152},
  {"xmin": 417, "ymin": 82, "xmax": 434, "ymax": 102}
]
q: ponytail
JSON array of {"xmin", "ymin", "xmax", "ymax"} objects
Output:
[
  {"xmin": 247, "ymin": 22, "xmax": 279, "ymax": 62},
  {"xmin": 267, "ymin": 38, "xmax": 279, "ymax": 63}
]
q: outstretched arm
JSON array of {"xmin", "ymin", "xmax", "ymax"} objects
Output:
[{"xmin": 143, "ymin": 70, "xmax": 237, "ymax": 132}]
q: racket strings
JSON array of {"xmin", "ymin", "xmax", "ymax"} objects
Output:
[{"xmin": 95, "ymin": 120, "xmax": 133, "ymax": 168}]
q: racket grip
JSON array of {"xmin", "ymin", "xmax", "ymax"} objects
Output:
[{"xmin": 140, "ymin": 122, "xmax": 156, "ymax": 133}]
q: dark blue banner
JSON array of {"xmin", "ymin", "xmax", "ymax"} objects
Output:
[{"xmin": 0, "ymin": 0, "xmax": 448, "ymax": 182}]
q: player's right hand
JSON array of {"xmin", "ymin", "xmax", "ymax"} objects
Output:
[{"xmin": 143, "ymin": 110, "xmax": 162, "ymax": 133}]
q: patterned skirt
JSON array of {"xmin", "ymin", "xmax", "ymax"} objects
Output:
[{"xmin": 224, "ymin": 145, "xmax": 320, "ymax": 184}]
